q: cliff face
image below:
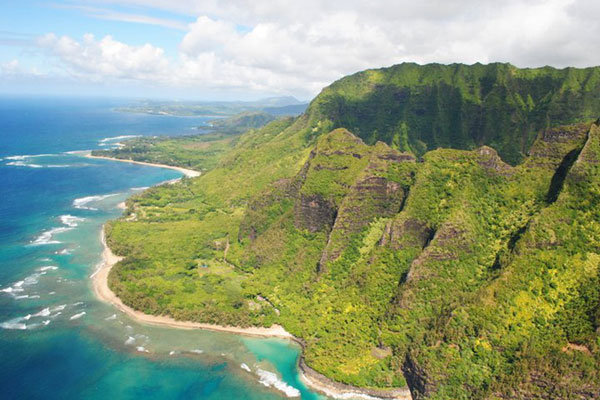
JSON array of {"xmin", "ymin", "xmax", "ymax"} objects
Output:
[
  {"xmin": 238, "ymin": 121, "xmax": 599, "ymax": 398},
  {"xmin": 307, "ymin": 63, "xmax": 600, "ymax": 164},
  {"xmin": 105, "ymin": 63, "xmax": 600, "ymax": 398}
]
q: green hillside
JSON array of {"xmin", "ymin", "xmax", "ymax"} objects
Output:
[{"xmin": 101, "ymin": 63, "xmax": 600, "ymax": 399}]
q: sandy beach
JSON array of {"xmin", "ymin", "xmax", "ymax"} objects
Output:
[
  {"xmin": 91, "ymin": 227, "xmax": 293, "ymax": 339},
  {"xmin": 89, "ymin": 154, "xmax": 411, "ymax": 399},
  {"xmin": 92, "ymin": 226, "xmax": 411, "ymax": 399},
  {"xmin": 85, "ymin": 153, "xmax": 201, "ymax": 178}
]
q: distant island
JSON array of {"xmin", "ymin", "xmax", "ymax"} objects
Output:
[
  {"xmin": 93, "ymin": 62, "xmax": 600, "ymax": 400},
  {"xmin": 116, "ymin": 96, "xmax": 308, "ymax": 117}
]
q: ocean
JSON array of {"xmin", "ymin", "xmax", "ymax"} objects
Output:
[{"xmin": 0, "ymin": 97, "xmax": 326, "ymax": 400}]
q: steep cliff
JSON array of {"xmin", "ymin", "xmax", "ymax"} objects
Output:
[{"xmin": 103, "ymin": 63, "xmax": 600, "ymax": 398}]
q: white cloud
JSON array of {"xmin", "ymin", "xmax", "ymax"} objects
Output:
[
  {"xmin": 38, "ymin": 33, "xmax": 169, "ymax": 81},
  {"xmin": 24, "ymin": 0, "xmax": 600, "ymax": 97}
]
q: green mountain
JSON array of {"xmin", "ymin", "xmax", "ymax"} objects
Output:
[{"xmin": 98, "ymin": 63, "xmax": 600, "ymax": 399}]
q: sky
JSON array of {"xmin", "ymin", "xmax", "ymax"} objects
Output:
[{"xmin": 1, "ymin": 0, "xmax": 599, "ymax": 101}]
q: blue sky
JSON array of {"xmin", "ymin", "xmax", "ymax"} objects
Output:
[{"xmin": 1, "ymin": 0, "xmax": 599, "ymax": 100}]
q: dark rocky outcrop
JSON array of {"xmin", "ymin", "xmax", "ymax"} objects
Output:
[
  {"xmin": 318, "ymin": 143, "xmax": 415, "ymax": 270},
  {"xmin": 294, "ymin": 193, "xmax": 338, "ymax": 233}
]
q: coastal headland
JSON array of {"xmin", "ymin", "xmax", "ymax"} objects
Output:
[{"xmin": 89, "ymin": 153, "xmax": 412, "ymax": 400}]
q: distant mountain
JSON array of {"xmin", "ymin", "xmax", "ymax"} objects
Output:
[
  {"xmin": 251, "ymin": 96, "xmax": 305, "ymax": 107},
  {"xmin": 117, "ymin": 96, "xmax": 308, "ymax": 117}
]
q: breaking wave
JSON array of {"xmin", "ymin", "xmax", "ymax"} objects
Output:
[
  {"xmin": 256, "ymin": 369, "xmax": 301, "ymax": 398},
  {"xmin": 72, "ymin": 194, "xmax": 118, "ymax": 210},
  {"xmin": 69, "ymin": 312, "xmax": 86, "ymax": 320},
  {"xmin": 5, "ymin": 161, "xmax": 43, "ymax": 168},
  {"xmin": 31, "ymin": 227, "xmax": 71, "ymax": 245},
  {"xmin": 98, "ymin": 135, "xmax": 140, "ymax": 147}
]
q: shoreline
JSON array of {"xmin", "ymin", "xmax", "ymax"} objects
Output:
[
  {"xmin": 89, "ymin": 156, "xmax": 412, "ymax": 399},
  {"xmin": 85, "ymin": 153, "xmax": 201, "ymax": 178},
  {"xmin": 93, "ymin": 226, "xmax": 412, "ymax": 400},
  {"xmin": 92, "ymin": 227, "xmax": 293, "ymax": 339}
]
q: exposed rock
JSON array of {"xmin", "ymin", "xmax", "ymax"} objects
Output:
[
  {"xmin": 383, "ymin": 217, "xmax": 433, "ymax": 250},
  {"xmin": 294, "ymin": 193, "xmax": 338, "ymax": 233},
  {"xmin": 476, "ymin": 146, "xmax": 513, "ymax": 175},
  {"xmin": 526, "ymin": 123, "xmax": 589, "ymax": 170},
  {"xmin": 318, "ymin": 143, "xmax": 415, "ymax": 270},
  {"xmin": 402, "ymin": 352, "xmax": 436, "ymax": 400}
]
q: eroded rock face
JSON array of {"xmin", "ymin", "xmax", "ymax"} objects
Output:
[
  {"xmin": 476, "ymin": 146, "xmax": 513, "ymax": 175},
  {"xmin": 381, "ymin": 217, "xmax": 433, "ymax": 250},
  {"xmin": 526, "ymin": 123, "xmax": 589, "ymax": 169},
  {"xmin": 402, "ymin": 352, "xmax": 435, "ymax": 400},
  {"xmin": 318, "ymin": 143, "xmax": 415, "ymax": 270},
  {"xmin": 294, "ymin": 193, "xmax": 337, "ymax": 233}
]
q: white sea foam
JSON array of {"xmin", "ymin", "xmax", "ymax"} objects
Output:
[
  {"xmin": 63, "ymin": 150, "xmax": 89, "ymax": 155},
  {"xmin": 42, "ymin": 320, "xmax": 51, "ymax": 326},
  {"xmin": 105, "ymin": 314, "xmax": 117, "ymax": 321},
  {"xmin": 0, "ymin": 313, "xmax": 34, "ymax": 330},
  {"xmin": 190, "ymin": 349, "xmax": 204, "ymax": 354},
  {"xmin": 98, "ymin": 135, "xmax": 140, "ymax": 146},
  {"xmin": 69, "ymin": 312, "xmax": 86, "ymax": 320},
  {"xmin": 31, "ymin": 227, "xmax": 71, "ymax": 245},
  {"xmin": 52, "ymin": 305, "xmax": 67, "ymax": 312},
  {"xmin": 131, "ymin": 186, "xmax": 150, "ymax": 191},
  {"xmin": 45, "ymin": 164, "xmax": 81, "ymax": 168},
  {"xmin": 256, "ymin": 369, "xmax": 301, "ymax": 398},
  {"xmin": 136, "ymin": 346, "xmax": 149, "ymax": 353},
  {"xmin": 241, "ymin": 363, "xmax": 251, "ymax": 372},
  {"xmin": 1, "ymin": 286, "xmax": 24, "ymax": 294},
  {"xmin": 125, "ymin": 336, "xmax": 136, "ymax": 345},
  {"xmin": 5, "ymin": 154, "xmax": 54, "ymax": 160},
  {"xmin": 4, "ymin": 152, "xmax": 85, "ymax": 169},
  {"xmin": 6, "ymin": 161, "xmax": 43, "ymax": 168},
  {"xmin": 38, "ymin": 266, "xmax": 58, "ymax": 272},
  {"xmin": 59, "ymin": 215, "xmax": 85, "ymax": 228},
  {"xmin": 0, "ymin": 319, "xmax": 27, "ymax": 330},
  {"xmin": 72, "ymin": 301, "xmax": 84, "ymax": 306},
  {"xmin": 33, "ymin": 307, "xmax": 51, "ymax": 317},
  {"xmin": 1, "ymin": 272, "xmax": 46, "ymax": 297},
  {"xmin": 169, "ymin": 350, "xmax": 178, "ymax": 356},
  {"xmin": 314, "ymin": 389, "xmax": 379, "ymax": 400},
  {"xmin": 73, "ymin": 194, "xmax": 117, "ymax": 210},
  {"xmin": 56, "ymin": 248, "xmax": 71, "ymax": 255}
]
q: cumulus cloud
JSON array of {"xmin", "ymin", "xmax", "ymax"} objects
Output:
[
  {"xmin": 38, "ymin": 33, "xmax": 169, "ymax": 81},
  {"xmin": 25, "ymin": 0, "xmax": 600, "ymax": 97}
]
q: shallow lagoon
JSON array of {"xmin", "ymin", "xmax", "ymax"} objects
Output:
[{"xmin": 0, "ymin": 98, "xmax": 326, "ymax": 400}]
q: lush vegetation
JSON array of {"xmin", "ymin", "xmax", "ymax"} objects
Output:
[
  {"xmin": 310, "ymin": 63, "xmax": 600, "ymax": 164},
  {"xmin": 198, "ymin": 111, "xmax": 277, "ymax": 134},
  {"xmin": 105, "ymin": 63, "xmax": 600, "ymax": 399},
  {"xmin": 92, "ymin": 132, "xmax": 235, "ymax": 172}
]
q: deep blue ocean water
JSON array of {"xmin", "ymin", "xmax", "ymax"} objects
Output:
[{"xmin": 0, "ymin": 97, "xmax": 326, "ymax": 400}]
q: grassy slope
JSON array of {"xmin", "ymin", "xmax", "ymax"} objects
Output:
[
  {"xmin": 92, "ymin": 132, "xmax": 235, "ymax": 172},
  {"xmin": 104, "ymin": 63, "xmax": 600, "ymax": 397}
]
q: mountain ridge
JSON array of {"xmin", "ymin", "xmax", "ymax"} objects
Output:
[{"xmin": 97, "ymin": 62, "xmax": 600, "ymax": 399}]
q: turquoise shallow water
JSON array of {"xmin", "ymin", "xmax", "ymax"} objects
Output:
[{"xmin": 0, "ymin": 98, "xmax": 327, "ymax": 400}]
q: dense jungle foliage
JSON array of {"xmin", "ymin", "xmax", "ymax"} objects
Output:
[{"xmin": 101, "ymin": 63, "xmax": 600, "ymax": 399}]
